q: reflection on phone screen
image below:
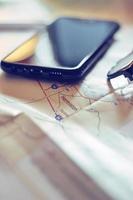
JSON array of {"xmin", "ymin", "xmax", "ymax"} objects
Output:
[{"xmin": 4, "ymin": 18, "xmax": 119, "ymax": 69}]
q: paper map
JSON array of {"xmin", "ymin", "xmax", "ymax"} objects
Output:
[
  {"xmin": 0, "ymin": 24, "xmax": 133, "ymax": 200},
  {"xmin": 0, "ymin": 113, "xmax": 113, "ymax": 200}
]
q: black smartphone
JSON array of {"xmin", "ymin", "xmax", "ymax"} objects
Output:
[{"xmin": 1, "ymin": 17, "xmax": 120, "ymax": 81}]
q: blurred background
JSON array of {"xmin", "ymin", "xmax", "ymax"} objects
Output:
[
  {"xmin": 42, "ymin": 0, "xmax": 133, "ymax": 24},
  {"xmin": 0, "ymin": 0, "xmax": 132, "ymax": 25}
]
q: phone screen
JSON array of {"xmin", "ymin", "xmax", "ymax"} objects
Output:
[{"xmin": 3, "ymin": 18, "xmax": 119, "ymax": 70}]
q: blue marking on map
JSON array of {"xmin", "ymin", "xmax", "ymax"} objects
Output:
[
  {"xmin": 55, "ymin": 114, "xmax": 63, "ymax": 121},
  {"xmin": 51, "ymin": 84, "xmax": 58, "ymax": 89}
]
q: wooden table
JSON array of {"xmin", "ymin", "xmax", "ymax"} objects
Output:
[{"xmin": 41, "ymin": 0, "xmax": 133, "ymax": 25}]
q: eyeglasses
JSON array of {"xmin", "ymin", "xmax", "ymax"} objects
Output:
[{"xmin": 107, "ymin": 51, "xmax": 133, "ymax": 81}]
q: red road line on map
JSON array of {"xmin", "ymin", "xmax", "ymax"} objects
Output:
[
  {"xmin": 40, "ymin": 89, "xmax": 65, "ymax": 99},
  {"xmin": 44, "ymin": 86, "xmax": 53, "ymax": 91},
  {"xmin": 26, "ymin": 97, "xmax": 45, "ymax": 104},
  {"xmin": 74, "ymin": 86, "xmax": 87, "ymax": 98},
  {"xmin": 26, "ymin": 89, "xmax": 66, "ymax": 105},
  {"xmin": 73, "ymin": 86, "xmax": 92, "ymax": 104},
  {"xmin": 38, "ymin": 81, "xmax": 56, "ymax": 113},
  {"xmin": 55, "ymin": 92, "xmax": 62, "ymax": 111},
  {"xmin": 60, "ymin": 93, "xmax": 92, "ymax": 101}
]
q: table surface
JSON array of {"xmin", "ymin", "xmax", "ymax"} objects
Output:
[
  {"xmin": 41, "ymin": 0, "xmax": 133, "ymax": 25},
  {"xmin": 0, "ymin": 0, "xmax": 132, "ymax": 25}
]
